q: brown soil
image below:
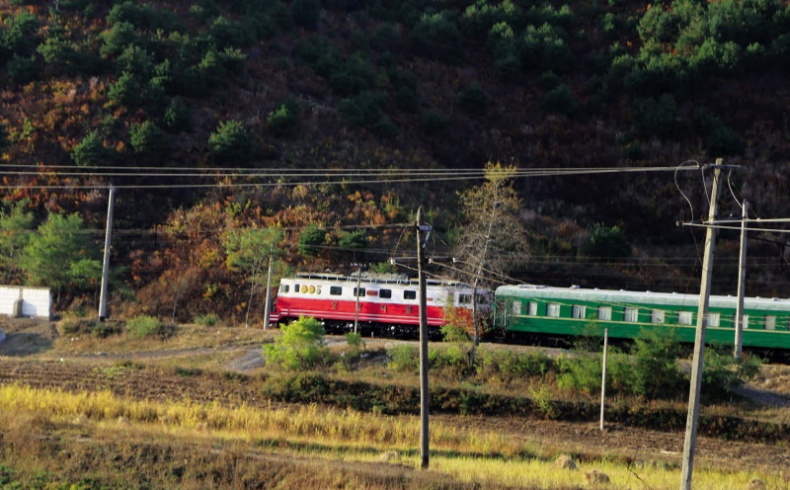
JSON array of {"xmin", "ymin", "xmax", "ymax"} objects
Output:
[{"xmin": 1, "ymin": 316, "xmax": 789, "ymax": 480}]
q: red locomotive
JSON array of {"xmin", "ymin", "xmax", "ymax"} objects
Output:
[{"xmin": 269, "ymin": 272, "xmax": 491, "ymax": 337}]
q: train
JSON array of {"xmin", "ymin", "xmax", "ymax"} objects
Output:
[
  {"xmin": 493, "ymin": 284, "xmax": 790, "ymax": 351},
  {"xmin": 269, "ymin": 272, "xmax": 790, "ymax": 352},
  {"xmin": 269, "ymin": 272, "xmax": 491, "ymax": 337}
]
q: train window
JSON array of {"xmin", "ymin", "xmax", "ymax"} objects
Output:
[
  {"xmin": 282, "ymin": 285, "xmax": 289, "ymax": 293},
  {"xmin": 404, "ymin": 290, "xmax": 416, "ymax": 300},
  {"xmin": 330, "ymin": 286, "xmax": 342, "ymax": 296},
  {"xmin": 458, "ymin": 293, "xmax": 472, "ymax": 304},
  {"xmin": 678, "ymin": 311, "xmax": 693, "ymax": 325},
  {"xmin": 707, "ymin": 312, "xmax": 720, "ymax": 327},
  {"xmin": 624, "ymin": 307, "xmax": 638, "ymax": 322},
  {"xmin": 572, "ymin": 305, "xmax": 585, "ymax": 319},
  {"xmin": 528, "ymin": 302, "xmax": 538, "ymax": 315},
  {"xmin": 765, "ymin": 316, "xmax": 776, "ymax": 330},
  {"xmin": 597, "ymin": 306, "xmax": 611, "ymax": 320},
  {"xmin": 354, "ymin": 287, "xmax": 366, "ymax": 297},
  {"xmin": 651, "ymin": 309, "xmax": 665, "ymax": 324},
  {"xmin": 379, "ymin": 289, "xmax": 392, "ymax": 299},
  {"xmin": 511, "ymin": 301, "xmax": 522, "ymax": 315},
  {"xmin": 547, "ymin": 303, "xmax": 561, "ymax": 318},
  {"xmin": 294, "ymin": 284, "xmax": 300, "ymax": 294}
]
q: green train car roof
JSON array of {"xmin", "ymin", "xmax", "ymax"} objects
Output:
[{"xmin": 495, "ymin": 284, "xmax": 790, "ymax": 312}]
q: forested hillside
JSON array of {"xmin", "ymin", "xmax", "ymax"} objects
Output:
[{"xmin": 1, "ymin": 0, "xmax": 789, "ymax": 321}]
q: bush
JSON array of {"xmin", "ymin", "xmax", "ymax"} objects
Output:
[
  {"xmin": 126, "ymin": 315, "xmax": 171, "ymax": 339},
  {"xmin": 208, "ymin": 120, "xmax": 257, "ymax": 164},
  {"xmin": 264, "ymin": 316, "xmax": 330, "ymax": 369},
  {"xmin": 291, "ymin": 0, "xmax": 321, "ymax": 30},
  {"xmin": 441, "ymin": 324, "xmax": 470, "ymax": 343},
  {"xmin": 583, "ymin": 223, "xmax": 631, "ymax": 259},
  {"xmin": 194, "ymin": 313, "xmax": 220, "ymax": 327},
  {"xmin": 702, "ymin": 348, "xmax": 762, "ymax": 398},
  {"xmin": 129, "ymin": 120, "xmax": 168, "ymax": 158},
  {"xmin": 408, "ymin": 12, "xmax": 464, "ymax": 64},
  {"xmin": 540, "ymin": 84, "xmax": 578, "ymax": 115},
  {"xmin": 419, "ymin": 110, "xmax": 450, "ymax": 136},
  {"xmin": 71, "ymin": 130, "xmax": 114, "ymax": 167},
  {"xmin": 458, "ymin": 84, "xmax": 489, "ymax": 116},
  {"xmin": 387, "ymin": 344, "xmax": 418, "ymax": 372},
  {"xmin": 266, "ymin": 100, "xmax": 300, "ymax": 137}
]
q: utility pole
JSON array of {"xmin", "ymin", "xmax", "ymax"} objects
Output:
[
  {"xmin": 681, "ymin": 160, "xmax": 723, "ymax": 490},
  {"xmin": 98, "ymin": 185, "xmax": 115, "ymax": 322},
  {"xmin": 416, "ymin": 207, "xmax": 431, "ymax": 469},
  {"xmin": 734, "ymin": 200, "xmax": 748, "ymax": 358},
  {"xmin": 354, "ymin": 266, "xmax": 362, "ymax": 334},
  {"xmin": 262, "ymin": 251, "xmax": 274, "ymax": 329}
]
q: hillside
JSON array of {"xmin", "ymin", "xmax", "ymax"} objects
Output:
[{"xmin": 1, "ymin": 0, "xmax": 789, "ymax": 319}]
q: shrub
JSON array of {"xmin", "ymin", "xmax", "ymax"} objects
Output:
[
  {"xmin": 108, "ymin": 71, "xmax": 143, "ymax": 107},
  {"xmin": 582, "ymin": 223, "xmax": 631, "ymax": 259},
  {"xmin": 338, "ymin": 91, "xmax": 386, "ymax": 128},
  {"xmin": 540, "ymin": 84, "xmax": 578, "ymax": 115},
  {"xmin": 194, "ymin": 313, "xmax": 220, "ymax": 327},
  {"xmin": 267, "ymin": 100, "xmax": 300, "ymax": 137},
  {"xmin": 126, "ymin": 315, "xmax": 170, "ymax": 339},
  {"xmin": 458, "ymin": 84, "xmax": 489, "ymax": 116},
  {"xmin": 419, "ymin": 110, "xmax": 450, "ymax": 136},
  {"xmin": 71, "ymin": 130, "xmax": 114, "ymax": 167},
  {"xmin": 441, "ymin": 324, "xmax": 470, "ymax": 343},
  {"xmin": 291, "ymin": 0, "xmax": 321, "ymax": 30},
  {"xmin": 263, "ymin": 316, "xmax": 329, "ymax": 369},
  {"xmin": 208, "ymin": 120, "xmax": 257, "ymax": 164},
  {"xmin": 129, "ymin": 120, "xmax": 168, "ymax": 158},
  {"xmin": 557, "ymin": 353, "xmax": 602, "ymax": 393},
  {"xmin": 297, "ymin": 224, "xmax": 326, "ymax": 257},
  {"xmin": 702, "ymin": 348, "xmax": 762, "ymax": 398},
  {"xmin": 162, "ymin": 97, "xmax": 190, "ymax": 132},
  {"xmin": 387, "ymin": 344, "xmax": 418, "ymax": 372},
  {"xmin": 408, "ymin": 12, "xmax": 464, "ymax": 64}
]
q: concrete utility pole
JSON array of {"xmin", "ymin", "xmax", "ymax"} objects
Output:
[
  {"xmin": 416, "ymin": 207, "xmax": 431, "ymax": 469},
  {"xmin": 98, "ymin": 186, "xmax": 115, "ymax": 322},
  {"xmin": 680, "ymin": 160, "xmax": 723, "ymax": 490},
  {"xmin": 734, "ymin": 200, "xmax": 748, "ymax": 358},
  {"xmin": 354, "ymin": 267, "xmax": 362, "ymax": 334},
  {"xmin": 262, "ymin": 252, "xmax": 274, "ymax": 329}
]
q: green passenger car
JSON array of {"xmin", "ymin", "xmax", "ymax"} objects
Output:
[{"xmin": 493, "ymin": 284, "xmax": 790, "ymax": 351}]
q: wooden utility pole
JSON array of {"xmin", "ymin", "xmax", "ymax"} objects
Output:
[
  {"xmin": 416, "ymin": 207, "xmax": 431, "ymax": 469},
  {"xmin": 98, "ymin": 186, "xmax": 115, "ymax": 322},
  {"xmin": 734, "ymin": 200, "xmax": 748, "ymax": 358},
  {"xmin": 681, "ymin": 161, "xmax": 723, "ymax": 490}
]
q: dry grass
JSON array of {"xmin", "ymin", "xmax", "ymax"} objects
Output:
[{"xmin": 0, "ymin": 384, "xmax": 784, "ymax": 489}]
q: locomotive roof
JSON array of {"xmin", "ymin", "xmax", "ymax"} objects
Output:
[
  {"xmin": 496, "ymin": 284, "xmax": 790, "ymax": 311},
  {"xmin": 290, "ymin": 273, "xmax": 472, "ymax": 288}
]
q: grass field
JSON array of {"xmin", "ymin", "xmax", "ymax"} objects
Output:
[{"xmin": 0, "ymin": 318, "xmax": 788, "ymax": 489}]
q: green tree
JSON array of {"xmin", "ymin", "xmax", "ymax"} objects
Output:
[
  {"xmin": 71, "ymin": 130, "xmax": 113, "ymax": 167},
  {"xmin": 222, "ymin": 227, "xmax": 283, "ymax": 327},
  {"xmin": 298, "ymin": 224, "xmax": 326, "ymax": 257},
  {"xmin": 408, "ymin": 12, "xmax": 464, "ymax": 64},
  {"xmin": 0, "ymin": 200, "xmax": 34, "ymax": 284},
  {"xmin": 291, "ymin": 0, "xmax": 321, "ymax": 30},
  {"xmin": 582, "ymin": 223, "xmax": 631, "ymax": 259},
  {"xmin": 20, "ymin": 213, "xmax": 101, "ymax": 301},
  {"xmin": 263, "ymin": 316, "xmax": 329, "ymax": 369},
  {"xmin": 208, "ymin": 120, "xmax": 256, "ymax": 165},
  {"xmin": 267, "ymin": 100, "xmax": 300, "ymax": 137},
  {"xmin": 129, "ymin": 120, "xmax": 168, "ymax": 160}
]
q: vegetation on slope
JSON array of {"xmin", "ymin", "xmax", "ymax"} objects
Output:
[{"xmin": 1, "ymin": 0, "xmax": 789, "ymax": 318}]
